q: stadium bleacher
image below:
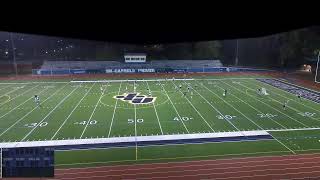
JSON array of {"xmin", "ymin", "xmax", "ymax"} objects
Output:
[{"xmin": 39, "ymin": 60, "xmax": 223, "ymax": 70}]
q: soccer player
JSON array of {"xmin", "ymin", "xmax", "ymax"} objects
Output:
[
  {"xmin": 34, "ymin": 95, "xmax": 37, "ymax": 105},
  {"xmin": 183, "ymin": 92, "xmax": 187, "ymax": 97},
  {"xmin": 283, "ymin": 100, "xmax": 289, "ymax": 110},
  {"xmin": 187, "ymin": 86, "xmax": 190, "ymax": 92},
  {"xmin": 34, "ymin": 95, "xmax": 40, "ymax": 106},
  {"xmin": 179, "ymin": 84, "xmax": 182, "ymax": 89},
  {"xmin": 257, "ymin": 88, "xmax": 261, "ymax": 95},
  {"xmin": 223, "ymin": 89, "xmax": 227, "ymax": 97},
  {"xmin": 298, "ymin": 93, "xmax": 302, "ymax": 101}
]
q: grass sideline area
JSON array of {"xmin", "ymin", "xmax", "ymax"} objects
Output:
[{"xmin": 0, "ymin": 74, "xmax": 319, "ymax": 168}]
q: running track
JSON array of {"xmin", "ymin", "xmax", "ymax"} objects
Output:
[{"xmin": 47, "ymin": 153, "xmax": 320, "ymax": 180}]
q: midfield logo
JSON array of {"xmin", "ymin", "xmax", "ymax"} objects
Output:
[{"xmin": 114, "ymin": 93, "xmax": 156, "ymax": 104}]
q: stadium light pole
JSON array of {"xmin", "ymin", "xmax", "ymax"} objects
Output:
[
  {"xmin": 314, "ymin": 50, "xmax": 320, "ymax": 83},
  {"xmin": 9, "ymin": 33, "xmax": 18, "ymax": 76}
]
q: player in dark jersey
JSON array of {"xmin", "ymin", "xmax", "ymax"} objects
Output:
[
  {"xmin": 298, "ymin": 93, "xmax": 302, "ymax": 101},
  {"xmin": 223, "ymin": 89, "xmax": 227, "ymax": 97}
]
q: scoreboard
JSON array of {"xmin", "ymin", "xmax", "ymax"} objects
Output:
[{"xmin": 1, "ymin": 147, "xmax": 54, "ymax": 178}]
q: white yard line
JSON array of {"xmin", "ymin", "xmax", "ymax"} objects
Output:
[
  {"xmin": 134, "ymin": 81, "xmax": 138, "ymax": 160},
  {"xmin": 254, "ymin": 79, "xmax": 320, "ymax": 113},
  {"xmin": 251, "ymin": 81, "xmax": 320, "ymax": 121},
  {"xmin": 200, "ymin": 82, "xmax": 264, "ymax": 130},
  {"xmin": 0, "ymin": 84, "xmax": 69, "ymax": 138},
  {"xmin": 0, "ymin": 86, "xmax": 21, "ymax": 96},
  {"xmin": 146, "ymin": 81, "xmax": 164, "ymax": 135},
  {"xmin": 190, "ymin": 82, "xmax": 241, "ymax": 132},
  {"xmin": 80, "ymin": 85, "xmax": 107, "ymax": 138},
  {"xmin": 21, "ymin": 85, "xmax": 80, "ymax": 141},
  {"xmin": 160, "ymin": 83, "xmax": 190, "ymax": 133},
  {"xmin": 244, "ymin": 82, "xmax": 318, "ymax": 126},
  {"xmin": 0, "ymin": 85, "xmax": 40, "ymax": 107},
  {"xmin": 268, "ymin": 133, "xmax": 296, "ymax": 154},
  {"xmin": 236, "ymin": 82, "xmax": 310, "ymax": 128},
  {"xmin": 51, "ymin": 83, "xmax": 95, "ymax": 140},
  {"xmin": 0, "ymin": 85, "xmax": 47, "ymax": 120},
  {"xmin": 107, "ymin": 82, "xmax": 122, "ymax": 138},
  {"xmin": 218, "ymin": 80, "xmax": 287, "ymax": 129},
  {"xmin": 0, "ymin": 84, "xmax": 12, "ymax": 92},
  {"xmin": 173, "ymin": 81, "xmax": 215, "ymax": 132}
]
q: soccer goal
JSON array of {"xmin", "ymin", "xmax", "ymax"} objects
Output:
[{"xmin": 315, "ymin": 50, "xmax": 320, "ymax": 83}]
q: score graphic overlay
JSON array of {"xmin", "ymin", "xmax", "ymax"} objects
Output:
[{"xmin": 1, "ymin": 147, "xmax": 54, "ymax": 177}]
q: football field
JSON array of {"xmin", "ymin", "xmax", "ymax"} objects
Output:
[{"xmin": 0, "ymin": 76, "xmax": 320, "ymax": 167}]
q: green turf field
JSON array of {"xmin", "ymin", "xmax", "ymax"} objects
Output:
[{"xmin": 0, "ymin": 76, "xmax": 320, "ymax": 167}]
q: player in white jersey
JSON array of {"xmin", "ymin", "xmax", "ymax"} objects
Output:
[
  {"xmin": 34, "ymin": 95, "xmax": 40, "ymax": 106},
  {"xmin": 283, "ymin": 100, "xmax": 289, "ymax": 110}
]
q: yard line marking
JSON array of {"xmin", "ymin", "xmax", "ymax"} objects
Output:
[
  {"xmin": 175, "ymin": 81, "xmax": 215, "ymax": 132},
  {"xmin": 237, "ymin": 82, "xmax": 310, "ymax": 128},
  {"xmin": 255, "ymin": 80, "xmax": 320, "ymax": 114},
  {"xmin": 146, "ymin": 81, "xmax": 163, "ymax": 135},
  {"xmin": 219, "ymin": 80, "xmax": 287, "ymax": 129},
  {"xmin": 0, "ymin": 85, "xmax": 22, "ymax": 96},
  {"xmin": 0, "ymin": 83, "xmax": 69, "ymax": 138},
  {"xmin": 51, "ymin": 83, "xmax": 95, "ymax": 140},
  {"xmin": 200, "ymin": 82, "xmax": 264, "ymax": 130},
  {"xmin": 268, "ymin": 133, "xmax": 296, "ymax": 154},
  {"xmin": 133, "ymin": 81, "xmax": 139, "ymax": 160},
  {"xmin": 249, "ymin": 79, "xmax": 320, "ymax": 119},
  {"xmin": 0, "ymin": 84, "xmax": 39, "ymax": 107},
  {"xmin": 160, "ymin": 83, "xmax": 190, "ymax": 133},
  {"xmin": 0, "ymin": 84, "xmax": 13, "ymax": 93},
  {"xmin": 0, "ymin": 85, "xmax": 46, "ymax": 120},
  {"xmin": 107, "ymin": 82, "xmax": 122, "ymax": 138},
  {"xmin": 191, "ymin": 82, "xmax": 241, "ymax": 132},
  {"xmin": 80, "ymin": 84, "xmax": 107, "ymax": 138},
  {"xmin": 21, "ymin": 85, "xmax": 79, "ymax": 141}
]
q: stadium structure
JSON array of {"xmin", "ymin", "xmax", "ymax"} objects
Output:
[{"xmin": 0, "ymin": 29, "xmax": 319, "ymax": 179}]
